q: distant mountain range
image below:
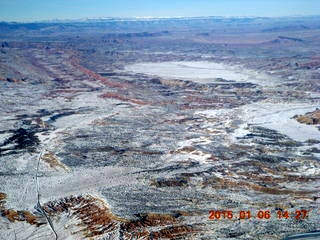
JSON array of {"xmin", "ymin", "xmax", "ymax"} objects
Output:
[
  {"xmin": 1, "ymin": 15, "xmax": 320, "ymax": 24},
  {"xmin": 1, "ymin": 15, "xmax": 319, "ymax": 40}
]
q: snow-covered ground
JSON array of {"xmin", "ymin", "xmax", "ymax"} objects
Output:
[
  {"xmin": 235, "ymin": 102, "xmax": 320, "ymax": 142},
  {"xmin": 125, "ymin": 61, "xmax": 277, "ymax": 86},
  {"xmin": 196, "ymin": 102, "xmax": 320, "ymax": 142}
]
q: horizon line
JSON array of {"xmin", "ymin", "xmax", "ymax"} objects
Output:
[{"xmin": 1, "ymin": 14, "xmax": 320, "ymax": 24}]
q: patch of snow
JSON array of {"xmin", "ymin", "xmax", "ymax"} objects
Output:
[{"xmin": 235, "ymin": 102, "xmax": 320, "ymax": 142}]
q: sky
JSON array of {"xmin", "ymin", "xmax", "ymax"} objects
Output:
[{"xmin": 0, "ymin": 0, "xmax": 319, "ymax": 22}]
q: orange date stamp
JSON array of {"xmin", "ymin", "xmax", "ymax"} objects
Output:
[{"xmin": 208, "ymin": 209, "xmax": 309, "ymax": 220}]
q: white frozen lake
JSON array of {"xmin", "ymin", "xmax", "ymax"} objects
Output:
[{"xmin": 125, "ymin": 61, "xmax": 276, "ymax": 86}]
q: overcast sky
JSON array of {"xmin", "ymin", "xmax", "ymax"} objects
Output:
[{"xmin": 0, "ymin": 0, "xmax": 319, "ymax": 22}]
